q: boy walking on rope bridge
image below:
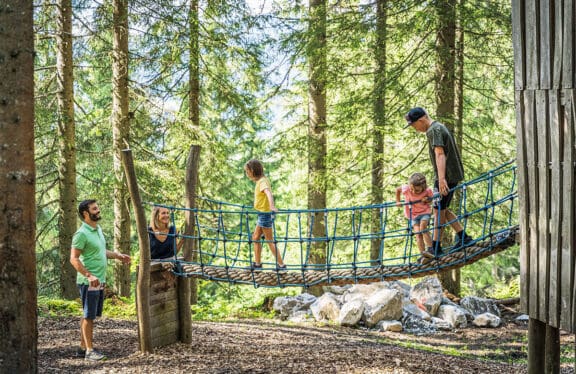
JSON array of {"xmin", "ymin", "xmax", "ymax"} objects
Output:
[
  {"xmin": 69, "ymin": 199, "xmax": 131, "ymax": 361},
  {"xmin": 396, "ymin": 172, "xmax": 435, "ymax": 263},
  {"xmin": 404, "ymin": 107, "xmax": 473, "ymax": 256},
  {"xmin": 244, "ymin": 159, "xmax": 286, "ymax": 270}
]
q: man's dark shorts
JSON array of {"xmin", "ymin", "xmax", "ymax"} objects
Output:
[
  {"xmin": 433, "ymin": 181, "xmax": 458, "ymax": 211},
  {"xmin": 78, "ymin": 284, "xmax": 104, "ymax": 320}
]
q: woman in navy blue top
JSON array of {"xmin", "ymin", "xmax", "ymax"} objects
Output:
[{"xmin": 149, "ymin": 206, "xmax": 181, "ymax": 259}]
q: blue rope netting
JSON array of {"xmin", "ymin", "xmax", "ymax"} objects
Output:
[{"xmin": 149, "ymin": 161, "xmax": 519, "ymax": 288}]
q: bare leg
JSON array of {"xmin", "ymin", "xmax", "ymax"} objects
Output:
[
  {"xmin": 79, "ymin": 319, "xmax": 85, "ymax": 349},
  {"xmin": 262, "ymin": 227, "xmax": 284, "ymax": 266},
  {"xmin": 419, "ymin": 220, "xmax": 432, "ymax": 249},
  {"xmin": 444, "ymin": 209, "xmax": 464, "ymax": 234},
  {"xmin": 252, "ymin": 226, "xmax": 263, "ymax": 264},
  {"xmin": 80, "ymin": 318, "xmax": 94, "ymax": 350},
  {"xmin": 413, "ymin": 224, "xmax": 425, "ymax": 253}
]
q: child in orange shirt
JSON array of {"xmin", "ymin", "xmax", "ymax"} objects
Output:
[{"xmin": 396, "ymin": 173, "xmax": 434, "ymax": 263}]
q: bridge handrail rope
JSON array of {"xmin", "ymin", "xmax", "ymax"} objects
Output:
[{"xmin": 148, "ymin": 161, "xmax": 519, "ymax": 288}]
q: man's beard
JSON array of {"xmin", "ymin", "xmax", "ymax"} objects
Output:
[{"xmin": 89, "ymin": 213, "xmax": 101, "ymax": 221}]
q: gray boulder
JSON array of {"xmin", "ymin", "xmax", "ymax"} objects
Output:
[
  {"xmin": 403, "ymin": 300, "xmax": 431, "ymax": 321},
  {"xmin": 409, "ymin": 277, "xmax": 444, "ymax": 316},
  {"xmin": 459, "ymin": 296, "xmax": 500, "ymax": 317},
  {"xmin": 437, "ymin": 304, "xmax": 468, "ymax": 328},
  {"xmin": 377, "ymin": 320, "xmax": 403, "ymax": 332},
  {"xmin": 362, "ymin": 288, "xmax": 403, "ymax": 327},
  {"xmin": 273, "ymin": 293, "xmax": 317, "ymax": 320},
  {"xmin": 402, "ymin": 314, "xmax": 436, "ymax": 334},
  {"xmin": 337, "ymin": 299, "xmax": 365, "ymax": 326},
  {"xmin": 472, "ymin": 312, "xmax": 501, "ymax": 328},
  {"xmin": 310, "ymin": 292, "xmax": 341, "ymax": 322},
  {"xmin": 431, "ymin": 316, "xmax": 453, "ymax": 331}
]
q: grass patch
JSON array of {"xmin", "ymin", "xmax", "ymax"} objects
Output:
[
  {"xmin": 37, "ymin": 294, "xmax": 136, "ymax": 319},
  {"xmin": 38, "ymin": 296, "xmax": 82, "ymax": 317}
]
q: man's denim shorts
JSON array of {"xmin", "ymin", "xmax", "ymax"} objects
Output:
[{"xmin": 78, "ymin": 284, "xmax": 104, "ymax": 320}]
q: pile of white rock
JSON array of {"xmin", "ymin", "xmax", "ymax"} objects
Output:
[{"xmin": 272, "ymin": 277, "xmax": 509, "ymax": 333}]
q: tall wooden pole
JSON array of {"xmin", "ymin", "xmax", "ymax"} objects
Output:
[
  {"xmin": 179, "ymin": 145, "xmax": 200, "ymax": 343},
  {"xmin": 121, "ymin": 149, "xmax": 152, "ymax": 353}
]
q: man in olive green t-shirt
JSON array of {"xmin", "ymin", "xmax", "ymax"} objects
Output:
[
  {"xmin": 69, "ymin": 199, "xmax": 130, "ymax": 361},
  {"xmin": 404, "ymin": 107, "xmax": 473, "ymax": 256}
]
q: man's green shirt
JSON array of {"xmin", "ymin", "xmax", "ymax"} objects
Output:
[{"xmin": 72, "ymin": 222, "xmax": 107, "ymax": 284}]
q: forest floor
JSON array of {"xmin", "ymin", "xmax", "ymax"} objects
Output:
[{"xmin": 38, "ymin": 305, "xmax": 575, "ymax": 374}]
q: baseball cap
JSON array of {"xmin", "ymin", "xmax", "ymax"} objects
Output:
[{"xmin": 404, "ymin": 107, "xmax": 427, "ymax": 128}]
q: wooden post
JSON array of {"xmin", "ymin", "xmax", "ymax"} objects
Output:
[
  {"xmin": 528, "ymin": 318, "xmax": 546, "ymax": 374},
  {"xmin": 179, "ymin": 144, "xmax": 200, "ymax": 343},
  {"xmin": 121, "ymin": 148, "xmax": 152, "ymax": 353},
  {"xmin": 545, "ymin": 325, "xmax": 560, "ymax": 374}
]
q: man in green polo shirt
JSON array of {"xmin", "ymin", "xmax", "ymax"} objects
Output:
[
  {"xmin": 69, "ymin": 199, "xmax": 130, "ymax": 361},
  {"xmin": 404, "ymin": 107, "xmax": 473, "ymax": 256}
]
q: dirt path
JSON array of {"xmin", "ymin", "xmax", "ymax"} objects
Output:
[{"xmin": 38, "ymin": 314, "xmax": 575, "ymax": 374}]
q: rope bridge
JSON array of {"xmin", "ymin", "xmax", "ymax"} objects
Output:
[{"xmin": 152, "ymin": 161, "xmax": 519, "ymax": 288}]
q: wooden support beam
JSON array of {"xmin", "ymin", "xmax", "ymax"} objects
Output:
[
  {"xmin": 122, "ymin": 148, "xmax": 152, "ymax": 353},
  {"xmin": 528, "ymin": 318, "xmax": 546, "ymax": 374},
  {"xmin": 545, "ymin": 325, "xmax": 560, "ymax": 374}
]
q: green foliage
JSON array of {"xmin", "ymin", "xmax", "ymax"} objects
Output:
[
  {"xmin": 490, "ymin": 276, "xmax": 520, "ymax": 300},
  {"xmin": 102, "ymin": 295, "xmax": 137, "ymax": 320},
  {"xmin": 33, "ymin": 0, "xmax": 519, "ymax": 303},
  {"xmin": 191, "ymin": 280, "xmax": 297, "ymax": 321},
  {"xmin": 461, "ymin": 245, "xmax": 520, "ymax": 298},
  {"xmin": 38, "ymin": 296, "xmax": 82, "ymax": 317},
  {"xmin": 37, "ymin": 294, "xmax": 136, "ymax": 319}
]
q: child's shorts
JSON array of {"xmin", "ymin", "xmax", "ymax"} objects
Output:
[
  {"xmin": 78, "ymin": 283, "xmax": 104, "ymax": 320},
  {"xmin": 257, "ymin": 212, "xmax": 274, "ymax": 228},
  {"xmin": 410, "ymin": 213, "xmax": 431, "ymax": 227}
]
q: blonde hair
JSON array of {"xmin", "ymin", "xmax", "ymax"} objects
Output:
[
  {"xmin": 408, "ymin": 172, "xmax": 427, "ymax": 188},
  {"xmin": 149, "ymin": 206, "xmax": 170, "ymax": 231}
]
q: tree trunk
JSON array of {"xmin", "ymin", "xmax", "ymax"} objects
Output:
[
  {"xmin": 370, "ymin": 0, "xmax": 387, "ymax": 264},
  {"xmin": 56, "ymin": 0, "xmax": 78, "ymax": 300},
  {"xmin": 112, "ymin": 0, "xmax": 131, "ymax": 297},
  {"xmin": 307, "ymin": 0, "xmax": 328, "ymax": 297},
  {"xmin": 435, "ymin": 0, "xmax": 456, "ymax": 128},
  {"xmin": 454, "ymin": 0, "xmax": 465, "ymax": 146},
  {"xmin": 0, "ymin": 1, "xmax": 37, "ymax": 370},
  {"xmin": 188, "ymin": 0, "xmax": 200, "ymax": 306},
  {"xmin": 435, "ymin": 0, "xmax": 460, "ymax": 296}
]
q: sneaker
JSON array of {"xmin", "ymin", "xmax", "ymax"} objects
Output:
[
  {"xmin": 251, "ymin": 262, "xmax": 262, "ymax": 270},
  {"xmin": 276, "ymin": 264, "xmax": 287, "ymax": 271},
  {"xmin": 426, "ymin": 246, "xmax": 440, "ymax": 257},
  {"xmin": 418, "ymin": 255, "xmax": 432, "ymax": 265},
  {"xmin": 421, "ymin": 251, "xmax": 434, "ymax": 259},
  {"xmin": 453, "ymin": 232, "xmax": 474, "ymax": 247},
  {"xmin": 76, "ymin": 347, "xmax": 86, "ymax": 357},
  {"xmin": 85, "ymin": 350, "xmax": 106, "ymax": 361}
]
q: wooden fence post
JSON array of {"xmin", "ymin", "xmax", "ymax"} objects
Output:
[{"xmin": 121, "ymin": 148, "xmax": 152, "ymax": 353}]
